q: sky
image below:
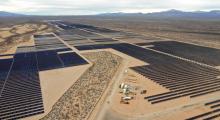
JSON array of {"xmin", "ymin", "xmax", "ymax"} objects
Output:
[{"xmin": 0, "ymin": 0, "xmax": 219, "ymax": 15}]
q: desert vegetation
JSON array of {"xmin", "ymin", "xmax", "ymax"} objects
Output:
[
  {"xmin": 41, "ymin": 51, "xmax": 122, "ymax": 120},
  {"xmin": 0, "ymin": 22, "xmax": 53, "ymax": 53}
]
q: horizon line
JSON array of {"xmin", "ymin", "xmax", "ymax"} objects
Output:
[{"xmin": 1, "ymin": 9, "xmax": 220, "ymax": 16}]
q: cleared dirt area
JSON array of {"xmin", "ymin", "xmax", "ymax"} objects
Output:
[
  {"xmin": 24, "ymin": 64, "xmax": 91, "ymax": 120},
  {"xmin": 41, "ymin": 51, "xmax": 123, "ymax": 120},
  {"xmin": 97, "ymin": 67, "xmax": 220, "ymax": 120},
  {"xmin": 0, "ymin": 22, "xmax": 53, "ymax": 54}
]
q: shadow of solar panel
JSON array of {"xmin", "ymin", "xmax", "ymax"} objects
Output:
[
  {"xmin": 92, "ymin": 38, "xmax": 114, "ymax": 41},
  {"xmin": 91, "ymin": 38, "xmax": 118, "ymax": 43},
  {"xmin": 58, "ymin": 52, "xmax": 88, "ymax": 67},
  {"xmin": 75, "ymin": 44, "xmax": 113, "ymax": 50},
  {"xmin": 35, "ymin": 43, "xmax": 65, "ymax": 46},
  {"xmin": 136, "ymin": 42, "xmax": 151, "ymax": 46},
  {"xmin": 55, "ymin": 48, "xmax": 72, "ymax": 52},
  {"xmin": 34, "ymin": 34, "xmax": 55, "ymax": 38},
  {"xmin": 94, "ymin": 40, "xmax": 118, "ymax": 42}
]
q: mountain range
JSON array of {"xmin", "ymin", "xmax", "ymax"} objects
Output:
[
  {"xmin": 0, "ymin": 11, "xmax": 25, "ymax": 17},
  {"xmin": 99, "ymin": 9, "xmax": 220, "ymax": 19},
  {"xmin": 0, "ymin": 10, "xmax": 220, "ymax": 19}
]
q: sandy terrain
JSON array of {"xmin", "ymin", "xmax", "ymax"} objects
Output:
[
  {"xmin": 77, "ymin": 48, "xmax": 220, "ymax": 120},
  {"xmin": 24, "ymin": 64, "xmax": 91, "ymax": 120},
  {"xmin": 41, "ymin": 51, "xmax": 122, "ymax": 120},
  {"xmin": 97, "ymin": 68, "xmax": 220, "ymax": 120},
  {"xmin": 13, "ymin": 24, "xmax": 38, "ymax": 34},
  {"xmin": 0, "ymin": 23, "xmax": 51, "ymax": 54},
  {"xmin": 216, "ymin": 66, "xmax": 220, "ymax": 70},
  {"xmin": 0, "ymin": 35, "xmax": 35, "ymax": 55},
  {"xmin": 79, "ymin": 48, "xmax": 147, "ymax": 120},
  {"xmin": 79, "ymin": 48, "xmax": 147, "ymax": 67},
  {"xmin": 0, "ymin": 30, "xmax": 15, "ymax": 38},
  {"xmin": 0, "ymin": 38, "xmax": 4, "ymax": 42}
]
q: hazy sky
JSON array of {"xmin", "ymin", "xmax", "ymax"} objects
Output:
[{"xmin": 0, "ymin": 0, "xmax": 219, "ymax": 15}]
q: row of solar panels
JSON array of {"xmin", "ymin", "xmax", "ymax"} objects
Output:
[
  {"xmin": 187, "ymin": 99, "xmax": 220, "ymax": 120},
  {"xmin": 0, "ymin": 52, "xmax": 43, "ymax": 120},
  {"xmin": 73, "ymin": 43, "xmax": 220, "ymax": 104},
  {"xmin": 0, "ymin": 47, "xmax": 88, "ymax": 119},
  {"xmin": 136, "ymin": 41, "xmax": 220, "ymax": 66}
]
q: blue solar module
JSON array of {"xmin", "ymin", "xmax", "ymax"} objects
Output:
[
  {"xmin": 0, "ymin": 52, "xmax": 44, "ymax": 120},
  {"xmin": 36, "ymin": 50, "xmax": 63, "ymax": 71},
  {"xmin": 141, "ymin": 41, "xmax": 220, "ymax": 66},
  {"xmin": 0, "ymin": 58, "xmax": 13, "ymax": 72},
  {"xmin": 59, "ymin": 52, "xmax": 88, "ymax": 67},
  {"xmin": 13, "ymin": 52, "xmax": 38, "ymax": 71},
  {"xmin": 75, "ymin": 43, "xmax": 220, "ymax": 104},
  {"xmin": 0, "ymin": 58, "xmax": 13, "ymax": 92},
  {"xmin": 36, "ymin": 47, "xmax": 87, "ymax": 71}
]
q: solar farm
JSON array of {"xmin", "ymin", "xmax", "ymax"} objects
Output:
[{"xmin": 0, "ymin": 21, "xmax": 220, "ymax": 120}]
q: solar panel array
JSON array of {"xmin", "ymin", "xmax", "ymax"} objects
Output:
[
  {"xmin": 187, "ymin": 99, "xmax": 220, "ymax": 120},
  {"xmin": 0, "ymin": 52, "xmax": 44, "ymax": 120},
  {"xmin": 51, "ymin": 21, "xmax": 122, "ymax": 45},
  {"xmin": 0, "ymin": 32, "xmax": 89, "ymax": 119},
  {"xmin": 140, "ymin": 41, "xmax": 220, "ymax": 66},
  {"xmin": 54, "ymin": 30, "xmax": 96, "ymax": 46},
  {"xmin": 37, "ymin": 49, "xmax": 64, "ymax": 71},
  {"xmin": 34, "ymin": 33, "xmax": 88, "ymax": 71},
  {"xmin": 0, "ymin": 51, "xmax": 87, "ymax": 119},
  {"xmin": 54, "ymin": 21, "xmax": 117, "ymax": 34},
  {"xmin": 36, "ymin": 48, "xmax": 87, "ymax": 71},
  {"xmin": 133, "ymin": 65, "xmax": 220, "ymax": 104},
  {"xmin": 55, "ymin": 30, "xmax": 119, "ymax": 46},
  {"xmin": 75, "ymin": 43, "xmax": 220, "ymax": 104},
  {"xmin": 58, "ymin": 52, "xmax": 88, "ymax": 67},
  {"xmin": 16, "ymin": 46, "xmax": 36, "ymax": 54},
  {"xmin": 34, "ymin": 34, "xmax": 68, "ymax": 51},
  {"xmin": 0, "ymin": 58, "xmax": 13, "ymax": 92}
]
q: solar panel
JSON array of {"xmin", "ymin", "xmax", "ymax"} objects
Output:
[
  {"xmin": 58, "ymin": 52, "xmax": 88, "ymax": 67},
  {"xmin": 144, "ymin": 41, "xmax": 220, "ymax": 66},
  {"xmin": 0, "ymin": 58, "xmax": 13, "ymax": 91},
  {"xmin": 0, "ymin": 52, "xmax": 44, "ymax": 120},
  {"xmin": 36, "ymin": 50, "xmax": 63, "ymax": 71}
]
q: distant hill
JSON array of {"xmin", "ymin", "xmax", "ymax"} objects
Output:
[
  {"xmin": 99, "ymin": 9, "xmax": 220, "ymax": 19},
  {"xmin": 99, "ymin": 12, "xmax": 144, "ymax": 16},
  {"xmin": 0, "ymin": 11, "xmax": 25, "ymax": 17}
]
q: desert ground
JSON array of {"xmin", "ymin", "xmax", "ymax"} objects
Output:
[{"xmin": 0, "ymin": 17, "xmax": 220, "ymax": 120}]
